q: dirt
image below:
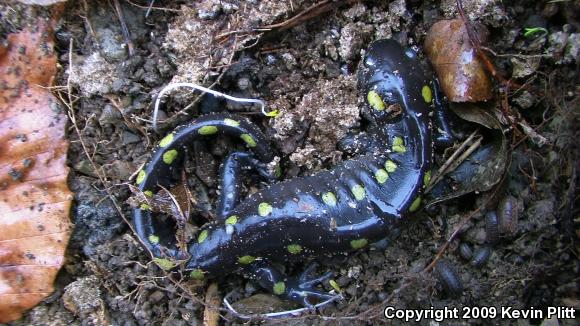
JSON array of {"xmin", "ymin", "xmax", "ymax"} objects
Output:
[{"xmin": 1, "ymin": 0, "xmax": 578, "ymax": 325}]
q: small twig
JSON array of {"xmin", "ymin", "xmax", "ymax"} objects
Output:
[
  {"xmin": 124, "ymin": 0, "xmax": 181, "ymax": 14},
  {"xmin": 425, "ymin": 129, "xmax": 480, "ymax": 192},
  {"xmin": 261, "ymin": 0, "xmax": 351, "ymax": 31},
  {"xmin": 443, "ymin": 136, "xmax": 483, "ymax": 177},
  {"xmin": 104, "ymin": 94, "xmax": 150, "ymax": 147},
  {"xmin": 113, "ymin": 0, "xmax": 134, "ymax": 56},
  {"xmin": 423, "ymin": 206, "xmax": 483, "ymax": 272},
  {"xmin": 203, "ymin": 283, "xmax": 221, "ymax": 326},
  {"xmin": 216, "ymin": 0, "xmax": 353, "ymax": 40}
]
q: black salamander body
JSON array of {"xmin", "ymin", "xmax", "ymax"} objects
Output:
[{"xmin": 134, "ymin": 39, "xmax": 435, "ymax": 306}]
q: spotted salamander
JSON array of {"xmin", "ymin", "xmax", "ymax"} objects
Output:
[{"xmin": 134, "ymin": 39, "xmax": 436, "ymax": 307}]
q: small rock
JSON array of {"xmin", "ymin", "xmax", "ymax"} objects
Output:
[
  {"xmin": 548, "ymin": 29, "xmax": 580, "ymax": 64},
  {"xmin": 231, "ymin": 293, "xmax": 296, "ymax": 315},
  {"xmin": 510, "ymin": 56, "xmax": 541, "ymax": 79},
  {"xmin": 148, "ymin": 290, "xmax": 165, "ymax": 303},
  {"xmin": 106, "ymin": 160, "xmax": 136, "ymax": 180},
  {"xmin": 339, "ymin": 22, "xmax": 373, "ymax": 61},
  {"xmin": 198, "ymin": 2, "xmax": 222, "ymax": 20},
  {"xmin": 62, "ymin": 276, "xmax": 108, "ymax": 324},
  {"xmin": 237, "ymin": 77, "xmax": 251, "ymax": 90},
  {"xmin": 347, "ymin": 265, "xmax": 362, "ymax": 278},
  {"xmin": 222, "ymin": 2, "xmax": 239, "ymax": 14},
  {"xmin": 98, "ymin": 105, "xmax": 122, "ymax": 125},
  {"xmin": 244, "ymin": 281, "xmax": 258, "ymax": 295},
  {"xmin": 122, "ymin": 131, "xmax": 140, "ymax": 145},
  {"xmin": 96, "ymin": 27, "xmax": 127, "ymax": 61},
  {"xmin": 74, "ymin": 160, "xmax": 97, "ymax": 177},
  {"xmin": 281, "ymin": 52, "xmax": 297, "ymax": 70},
  {"xmin": 513, "ymin": 91, "xmax": 536, "ymax": 109},
  {"xmin": 343, "ymin": 2, "xmax": 367, "ymax": 20},
  {"xmin": 69, "ymin": 52, "xmax": 116, "ymax": 97}
]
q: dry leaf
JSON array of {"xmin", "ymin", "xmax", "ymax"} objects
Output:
[
  {"xmin": 424, "ymin": 19, "xmax": 494, "ymax": 102},
  {"xmin": 0, "ymin": 21, "xmax": 73, "ymax": 323}
]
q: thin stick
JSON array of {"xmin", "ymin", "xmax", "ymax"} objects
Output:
[
  {"xmin": 426, "ymin": 129, "xmax": 480, "ymax": 192},
  {"xmin": 113, "ymin": 0, "xmax": 134, "ymax": 56}
]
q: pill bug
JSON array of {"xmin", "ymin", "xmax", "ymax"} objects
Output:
[
  {"xmin": 497, "ymin": 195, "xmax": 518, "ymax": 237},
  {"xmin": 458, "ymin": 242, "xmax": 474, "ymax": 260},
  {"xmin": 471, "ymin": 246, "xmax": 492, "ymax": 268},
  {"xmin": 434, "ymin": 259, "xmax": 463, "ymax": 298},
  {"xmin": 485, "ymin": 210, "xmax": 500, "ymax": 245}
]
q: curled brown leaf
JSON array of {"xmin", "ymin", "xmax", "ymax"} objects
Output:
[{"xmin": 425, "ymin": 18, "xmax": 494, "ymax": 103}]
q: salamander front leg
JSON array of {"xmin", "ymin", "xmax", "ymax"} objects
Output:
[
  {"xmin": 248, "ymin": 261, "xmax": 340, "ymax": 308},
  {"xmin": 216, "ymin": 151, "xmax": 277, "ymax": 220},
  {"xmin": 432, "ymin": 79, "xmax": 457, "ymax": 148}
]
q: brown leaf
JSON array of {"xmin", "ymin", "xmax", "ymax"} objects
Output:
[
  {"xmin": 0, "ymin": 20, "xmax": 72, "ymax": 323},
  {"xmin": 424, "ymin": 19, "xmax": 494, "ymax": 102}
]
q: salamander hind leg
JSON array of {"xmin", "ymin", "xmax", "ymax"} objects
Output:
[{"xmin": 248, "ymin": 261, "xmax": 340, "ymax": 308}]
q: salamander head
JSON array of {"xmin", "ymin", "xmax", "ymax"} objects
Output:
[{"xmin": 358, "ymin": 39, "xmax": 432, "ymax": 125}]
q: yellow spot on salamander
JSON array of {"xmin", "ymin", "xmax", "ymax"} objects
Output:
[
  {"xmin": 223, "ymin": 118, "xmax": 240, "ymax": 127},
  {"xmin": 392, "ymin": 136, "xmax": 407, "ymax": 153},
  {"xmin": 409, "ymin": 196, "xmax": 422, "ymax": 212},
  {"xmin": 374, "ymin": 169, "xmax": 389, "ymax": 184},
  {"xmin": 351, "ymin": 184, "xmax": 366, "ymax": 201},
  {"xmin": 162, "ymin": 149, "xmax": 178, "ymax": 164},
  {"xmin": 384, "ymin": 160, "xmax": 397, "ymax": 173},
  {"xmin": 287, "ymin": 244, "xmax": 302, "ymax": 254},
  {"xmin": 197, "ymin": 230, "xmax": 208, "ymax": 243},
  {"xmin": 225, "ymin": 215, "xmax": 238, "ymax": 225},
  {"xmin": 143, "ymin": 190, "xmax": 153, "ymax": 197},
  {"xmin": 153, "ymin": 257, "xmax": 176, "ymax": 270},
  {"xmin": 240, "ymin": 133, "xmax": 257, "ymax": 147},
  {"xmin": 423, "ymin": 170, "xmax": 432, "ymax": 187},
  {"xmin": 422, "ymin": 85, "xmax": 433, "ymax": 103},
  {"xmin": 350, "ymin": 238, "xmax": 368, "ymax": 249},
  {"xmin": 322, "ymin": 192, "xmax": 337, "ymax": 206},
  {"xmin": 136, "ymin": 170, "xmax": 146, "ymax": 184},
  {"xmin": 367, "ymin": 90, "xmax": 385, "ymax": 111},
  {"xmin": 140, "ymin": 203, "xmax": 150, "ymax": 211},
  {"xmin": 274, "ymin": 164, "xmax": 282, "ymax": 178},
  {"xmin": 159, "ymin": 133, "xmax": 174, "ymax": 148},
  {"xmin": 273, "ymin": 281, "xmax": 286, "ymax": 295},
  {"xmin": 238, "ymin": 255, "xmax": 256, "ymax": 264},
  {"xmin": 329, "ymin": 279, "xmax": 342, "ymax": 292},
  {"xmin": 190, "ymin": 269, "xmax": 204, "ymax": 280},
  {"xmin": 148, "ymin": 234, "xmax": 159, "ymax": 244},
  {"xmin": 198, "ymin": 125, "xmax": 218, "ymax": 135},
  {"xmin": 258, "ymin": 202, "xmax": 272, "ymax": 217}
]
